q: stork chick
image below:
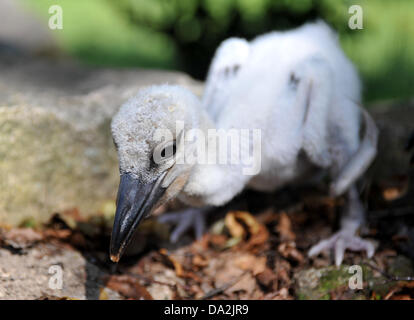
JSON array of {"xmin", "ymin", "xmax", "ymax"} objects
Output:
[{"xmin": 110, "ymin": 21, "xmax": 378, "ymax": 266}]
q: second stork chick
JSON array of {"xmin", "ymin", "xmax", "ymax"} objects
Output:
[{"xmin": 110, "ymin": 21, "xmax": 378, "ymax": 266}]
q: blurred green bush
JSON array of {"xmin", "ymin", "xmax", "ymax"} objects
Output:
[{"xmin": 24, "ymin": 0, "xmax": 414, "ymax": 102}]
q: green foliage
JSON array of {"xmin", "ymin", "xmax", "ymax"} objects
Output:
[
  {"xmin": 23, "ymin": 0, "xmax": 414, "ymax": 102},
  {"xmin": 24, "ymin": 0, "xmax": 179, "ymax": 69}
]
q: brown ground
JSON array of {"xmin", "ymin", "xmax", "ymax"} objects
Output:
[{"xmin": 1, "ymin": 169, "xmax": 414, "ymax": 300}]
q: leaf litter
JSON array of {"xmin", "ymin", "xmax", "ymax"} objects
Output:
[{"xmin": 1, "ymin": 173, "xmax": 414, "ymax": 300}]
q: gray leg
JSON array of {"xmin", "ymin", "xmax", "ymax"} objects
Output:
[
  {"xmin": 308, "ymin": 186, "xmax": 375, "ymax": 266},
  {"xmin": 158, "ymin": 207, "xmax": 209, "ymax": 243},
  {"xmin": 309, "ymin": 110, "xmax": 377, "ymax": 266},
  {"xmin": 330, "ymin": 107, "xmax": 378, "ymax": 196}
]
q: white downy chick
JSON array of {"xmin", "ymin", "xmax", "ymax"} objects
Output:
[{"xmin": 110, "ymin": 21, "xmax": 378, "ymax": 266}]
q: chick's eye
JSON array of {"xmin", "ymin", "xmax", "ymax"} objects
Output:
[
  {"xmin": 161, "ymin": 142, "xmax": 176, "ymax": 158},
  {"xmin": 161, "ymin": 145, "xmax": 175, "ymax": 158},
  {"xmin": 153, "ymin": 141, "xmax": 176, "ymax": 164}
]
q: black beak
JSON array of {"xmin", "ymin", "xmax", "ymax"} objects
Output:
[{"xmin": 110, "ymin": 172, "xmax": 166, "ymax": 262}]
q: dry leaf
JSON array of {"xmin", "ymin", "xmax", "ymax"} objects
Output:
[
  {"xmin": 208, "ymin": 234, "xmax": 228, "ymax": 249},
  {"xmin": 277, "ymin": 242, "xmax": 304, "ymax": 264},
  {"xmin": 275, "ymin": 212, "xmax": 295, "ymax": 241},
  {"xmin": 234, "ymin": 255, "xmax": 266, "ymax": 275},
  {"xmin": 390, "ymin": 294, "xmax": 412, "ymax": 300},
  {"xmin": 192, "ymin": 254, "xmax": 208, "ymax": 268},
  {"xmin": 99, "ymin": 288, "xmax": 109, "ymax": 300},
  {"xmin": 233, "ymin": 211, "xmax": 260, "ymax": 234},
  {"xmin": 104, "ymin": 275, "xmax": 153, "ymax": 300},
  {"xmin": 3, "ymin": 228, "xmax": 43, "ymax": 248},
  {"xmin": 225, "ymin": 212, "xmax": 245, "ymax": 239},
  {"xmin": 227, "ymin": 272, "xmax": 256, "ymax": 295},
  {"xmin": 244, "ymin": 224, "xmax": 269, "ymax": 249},
  {"xmin": 224, "ymin": 211, "xmax": 269, "ymax": 250},
  {"xmin": 383, "ymin": 187, "xmax": 405, "ymax": 201},
  {"xmin": 262, "ymin": 287, "xmax": 292, "ymax": 300},
  {"xmin": 256, "ymin": 268, "xmax": 278, "ymax": 290},
  {"xmin": 43, "ymin": 229, "xmax": 72, "ymax": 240},
  {"xmin": 159, "ymin": 248, "xmax": 184, "ymax": 277}
]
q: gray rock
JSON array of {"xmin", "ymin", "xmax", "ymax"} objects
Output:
[
  {"xmin": 0, "ymin": 55, "xmax": 202, "ymax": 226},
  {"xmin": 295, "ymin": 257, "xmax": 414, "ymax": 300},
  {"xmin": 0, "ymin": 0, "xmax": 57, "ymax": 54},
  {"xmin": 0, "ymin": 243, "xmax": 122, "ymax": 300}
]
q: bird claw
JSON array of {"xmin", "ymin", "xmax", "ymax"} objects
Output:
[
  {"xmin": 158, "ymin": 208, "xmax": 206, "ymax": 243},
  {"xmin": 308, "ymin": 230, "xmax": 375, "ymax": 266}
]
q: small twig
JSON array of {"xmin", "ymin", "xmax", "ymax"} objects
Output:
[
  {"xmin": 363, "ymin": 262, "xmax": 414, "ymax": 282},
  {"xmin": 200, "ymin": 270, "xmax": 248, "ymax": 300},
  {"xmin": 384, "ymin": 287, "xmax": 399, "ymax": 300}
]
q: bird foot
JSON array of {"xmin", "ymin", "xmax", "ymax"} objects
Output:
[
  {"xmin": 308, "ymin": 229, "xmax": 375, "ymax": 266},
  {"xmin": 158, "ymin": 208, "xmax": 207, "ymax": 243}
]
